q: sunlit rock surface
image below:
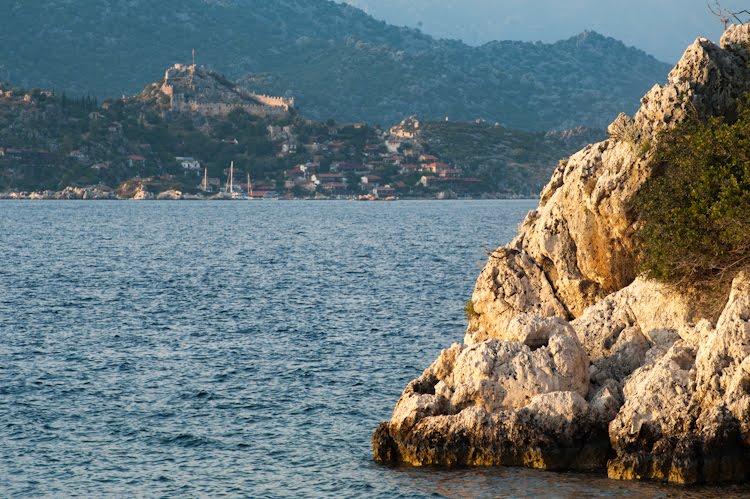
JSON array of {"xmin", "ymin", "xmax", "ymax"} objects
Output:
[{"xmin": 375, "ymin": 25, "xmax": 750, "ymax": 485}]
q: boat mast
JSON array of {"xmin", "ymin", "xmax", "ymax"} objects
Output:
[{"xmin": 227, "ymin": 161, "xmax": 234, "ymax": 194}]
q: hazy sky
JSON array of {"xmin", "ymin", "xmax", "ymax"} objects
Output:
[{"xmin": 343, "ymin": 0, "xmax": 747, "ymax": 62}]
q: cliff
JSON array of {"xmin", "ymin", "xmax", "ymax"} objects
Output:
[{"xmin": 373, "ymin": 25, "xmax": 750, "ymax": 485}]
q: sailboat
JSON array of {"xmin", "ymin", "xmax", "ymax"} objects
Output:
[
  {"xmin": 246, "ymin": 173, "xmax": 254, "ymax": 200},
  {"xmin": 223, "ymin": 161, "xmax": 243, "ymax": 199}
]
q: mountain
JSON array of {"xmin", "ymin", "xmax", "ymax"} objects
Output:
[{"xmin": 0, "ymin": 0, "xmax": 670, "ymax": 130}]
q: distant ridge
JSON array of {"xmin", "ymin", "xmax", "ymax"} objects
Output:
[{"xmin": 0, "ymin": 0, "xmax": 670, "ymax": 130}]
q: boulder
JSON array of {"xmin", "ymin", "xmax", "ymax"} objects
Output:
[
  {"xmin": 608, "ymin": 273, "xmax": 750, "ymax": 484},
  {"xmin": 374, "ymin": 316, "xmax": 601, "ymax": 467},
  {"xmin": 156, "ymin": 189, "xmax": 183, "ymax": 200}
]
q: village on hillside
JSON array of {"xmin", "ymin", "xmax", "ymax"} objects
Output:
[
  {"xmin": 0, "ymin": 62, "xmax": 598, "ymax": 200},
  {"xmin": 0, "ymin": 66, "xmax": 490, "ymax": 200}
]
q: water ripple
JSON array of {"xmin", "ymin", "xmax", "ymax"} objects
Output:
[{"xmin": 1, "ymin": 200, "xmax": 748, "ymax": 497}]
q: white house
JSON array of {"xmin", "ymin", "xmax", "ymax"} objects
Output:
[
  {"xmin": 360, "ymin": 175, "xmax": 382, "ymax": 187},
  {"xmin": 176, "ymin": 156, "xmax": 201, "ymax": 173}
]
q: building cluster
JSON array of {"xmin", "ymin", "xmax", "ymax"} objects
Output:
[
  {"xmin": 0, "ymin": 70, "xmax": 487, "ymax": 199},
  {"xmin": 277, "ymin": 117, "xmax": 482, "ymax": 198}
]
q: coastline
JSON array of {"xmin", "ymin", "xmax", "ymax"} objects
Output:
[{"xmin": 0, "ymin": 190, "xmax": 539, "ymax": 201}]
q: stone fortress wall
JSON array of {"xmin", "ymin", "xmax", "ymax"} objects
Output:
[
  {"xmin": 170, "ymin": 99, "xmax": 290, "ymax": 118},
  {"xmin": 160, "ymin": 64, "xmax": 293, "ymax": 118}
]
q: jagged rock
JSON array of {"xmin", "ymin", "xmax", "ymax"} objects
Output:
[
  {"xmin": 607, "ymin": 341, "xmax": 697, "ymax": 482},
  {"xmin": 501, "ymin": 312, "xmax": 575, "ymax": 349},
  {"xmin": 375, "ymin": 25, "xmax": 750, "ymax": 485},
  {"xmin": 608, "ymin": 273, "xmax": 750, "ymax": 484},
  {"xmin": 374, "ymin": 389, "xmax": 609, "ymax": 470},
  {"xmin": 464, "ymin": 25, "xmax": 750, "ymax": 346},
  {"xmin": 467, "ymin": 248, "xmax": 568, "ymax": 345},
  {"xmin": 131, "ymin": 185, "xmax": 154, "ymax": 200},
  {"xmin": 375, "ymin": 315, "xmax": 597, "ymax": 467},
  {"xmin": 446, "ymin": 333, "xmax": 589, "ymax": 412},
  {"xmin": 571, "ymin": 277, "xmax": 699, "ymax": 386},
  {"xmin": 55, "ymin": 186, "xmax": 90, "ymax": 199}
]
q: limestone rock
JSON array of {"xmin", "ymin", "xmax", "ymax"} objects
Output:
[
  {"xmin": 464, "ymin": 26, "xmax": 750, "ymax": 345},
  {"xmin": 446, "ymin": 333, "xmax": 589, "ymax": 413},
  {"xmin": 607, "ymin": 342, "xmax": 697, "ymax": 482},
  {"xmin": 467, "ymin": 248, "xmax": 568, "ymax": 345},
  {"xmin": 721, "ymin": 23, "xmax": 750, "ymax": 49},
  {"xmin": 156, "ymin": 189, "xmax": 183, "ymax": 200},
  {"xmin": 502, "ymin": 312, "xmax": 576, "ymax": 349},
  {"xmin": 374, "ymin": 389, "xmax": 608, "ymax": 470},
  {"xmin": 572, "ymin": 277, "xmax": 699, "ymax": 386},
  {"xmin": 375, "ymin": 317, "xmax": 596, "ymax": 467},
  {"xmin": 608, "ymin": 273, "xmax": 750, "ymax": 484},
  {"xmin": 131, "ymin": 185, "xmax": 154, "ymax": 200},
  {"xmin": 375, "ymin": 25, "xmax": 750, "ymax": 486}
]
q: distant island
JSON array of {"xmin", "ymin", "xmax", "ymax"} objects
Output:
[{"xmin": 0, "ymin": 65, "xmax": 601, "ymax": 200}]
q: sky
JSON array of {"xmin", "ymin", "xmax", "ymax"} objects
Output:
[{"xmin": 343, "ymin": 0, "xmax": 748, "ymax": 63}]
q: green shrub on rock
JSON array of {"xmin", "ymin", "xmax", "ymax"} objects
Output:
[{"xmin": 632, "ymin": 96, "xmax": 750, "ymax": 285}]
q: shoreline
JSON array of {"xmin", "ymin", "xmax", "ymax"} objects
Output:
[{"xmin": 0, "ymin": 192, "xmax": 540, "ymax": 202}]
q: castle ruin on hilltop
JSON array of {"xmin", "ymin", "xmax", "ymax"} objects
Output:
[{"xmin": 160, "ymin": 64, "xmax": 294, "ymax": 118}]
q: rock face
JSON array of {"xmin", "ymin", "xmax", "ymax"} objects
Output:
[
  {"xmin": 374, "ymin": 25, "xmax": 750, "ymax": 485},
  {"xmin": 608, "ymin": 274, "xmax": 750, "ymax": 484},
  {"xmin": 467, "ymin": 27, "xmax": 750, "ymax": 344},
  {"xmin": 374, "ymin": 324, "xmax": 608, "ymax": 470}
]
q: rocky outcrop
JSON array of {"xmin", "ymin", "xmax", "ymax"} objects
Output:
[
  {"xmin": 6, "ymin": 187, "xmax": 118, "ymax": 200},
  {"xmin": 465, "ymin": 26, "xmax": 750, "ymax": 345},
  {"xmin": 374, "ymin": 322, "xmax": 608, "ymax": 470},
  {"xmin": 608, "ymin": 274, "xmax": 750, "ymax": 484},
  {"xmin": 131, "ymin": 185, "xmax": 154, "ymax": 200},
  {"xmin": 156, "ymin": 189, "xmax": 183, "ymax": 200},
  {"xmin": 374, "ymin": 25, "xmax": 750, "ymax": 485},
  {"xmin": 572, "ymin": 277, "xmax": 699, "ymax": 387}
]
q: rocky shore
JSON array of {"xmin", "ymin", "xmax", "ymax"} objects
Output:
[
  {"xmin": 374, "ymin": 25, "xmax": 750, "ymax": 485},
  {"xmin": 1, "ymin": 187, "xmax": 216, "ymax": 200}
]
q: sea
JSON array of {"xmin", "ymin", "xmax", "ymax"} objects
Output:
[{"xmin": 1, "ymin": 200, "xmax": 748, "ymax": 498}]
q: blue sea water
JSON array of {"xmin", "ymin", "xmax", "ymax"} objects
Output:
[{"xmin": 1, "ymin": 199, "xmax": 748, "ymax": 498}]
